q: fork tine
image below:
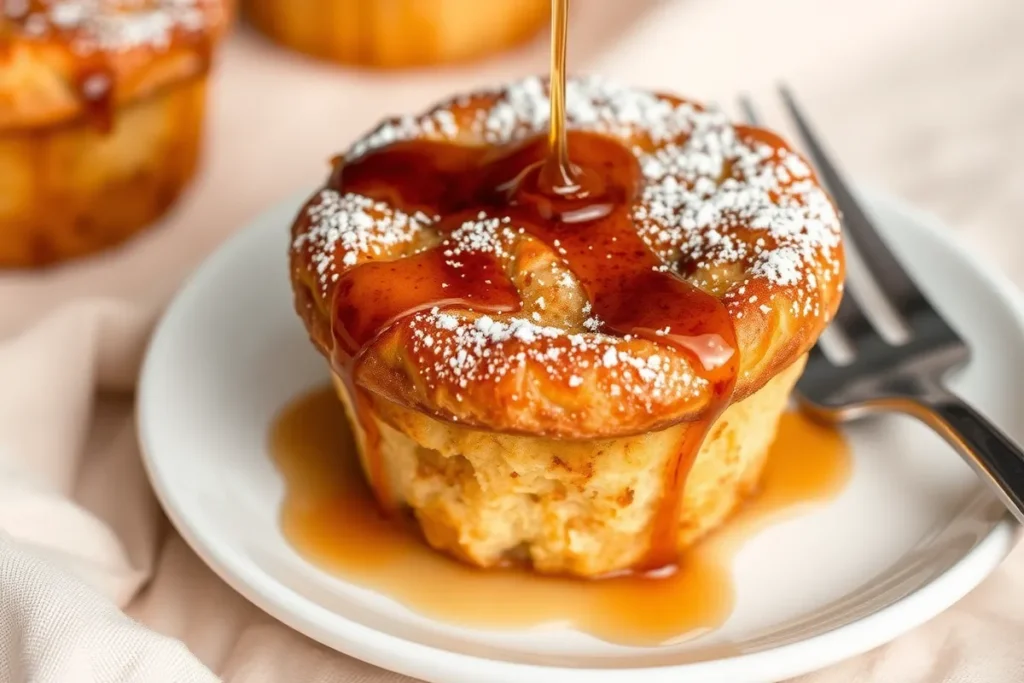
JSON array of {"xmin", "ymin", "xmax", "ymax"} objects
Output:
[
  {"xmin": 801, "ymin": 342, "xmax": 835, "ymax": 378},
  {"xmin": 831, "ymin": 284, "xmax": 873, "ymax": 342},
  {"xmin": 796, "ymin": 341, "xmax": 843, "ymax": 402},
  {"xmin": 776, "ymin": 85, "xmax": 927, "ymax": 313},
  {"xmin": 736, "ymin": 94, "xmax": 762, "ymax": 125}
]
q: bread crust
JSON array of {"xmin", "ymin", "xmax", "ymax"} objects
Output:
[{"xmin": 290, "ymin": 77, "xmax": 845, "ymax": 439}]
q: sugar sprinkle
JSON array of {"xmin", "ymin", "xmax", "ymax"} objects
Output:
[
  {"xmin": 293, "ymin": 75, "xmax": 842, "ymax": 408},
  {"xmin": 3, "ymin": 0, "xmax": 217, "ymax": 53}
]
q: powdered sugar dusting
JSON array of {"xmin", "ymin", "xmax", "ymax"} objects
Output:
[
  {"xmin": 443, "ymin": 213, "xmax": 517, "ymax": 264},
  {"xmin": 349, "ymin": 109, "xmax": 459, "ymax": 160},
  {"xmin": 405, "ymin": 308, "xmax": 705, "ymax": 411},
  {"xmin": 632, "ymin": 102, "xmax": 841, "ymax": 318},
  {"xmin": 347, "ymin": 75, "xmax": 699, "ymax": 161},
  {"xmin": 293, "ymin": 189, "xmax": 435, "ymax": 290},
  {"xmin": 481, "ymin": 75, "xmax": 698, "ymax": 146},
  {"xmin": 3, "ymin": 0, "xmax": 218, "ymax": 53},
  {"xmin": 293, "ymin": 75, "xmax": 842, "ymax": 410}
]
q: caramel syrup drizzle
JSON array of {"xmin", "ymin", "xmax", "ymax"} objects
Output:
[
  {"xmin": 272, "ymin": 387, "xmax": 852, "ymax": 644},
  {"xmin": 328, "ymin": 0, "xmax": 739, "ymax": 573},
  {"xmin": 75, "ymin": 61, "xmax": 116, "ymax": 134},
  {"xmin": 541, "ymin": 0, "xmax": 580, "ymax": 196}
]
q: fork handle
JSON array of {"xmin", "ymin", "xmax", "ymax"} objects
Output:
[{"xmin": 916, "ymin": 393, "xmax": 1024, "ymax": 525}]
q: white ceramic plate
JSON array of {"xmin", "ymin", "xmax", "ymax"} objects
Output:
[{"xmin": 138, "ymin": 190, "xmax": 1022, "ymax": 683}]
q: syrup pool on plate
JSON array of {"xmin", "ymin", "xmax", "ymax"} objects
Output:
[{"xmin": 270, "ymin": 386, "xmax": 850, "ymax": 646}]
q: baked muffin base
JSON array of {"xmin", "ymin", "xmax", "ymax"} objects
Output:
[
  {"xmin": 331, "ymin": 355, "xmax": 806, "ymax": 578},
  {"xmin": 245, "ymin": 0, "xmax": 550, "ymax": 68},
  {"xmin": 0, "ymin": 77, "xmax": 208, "ymax": 268}
]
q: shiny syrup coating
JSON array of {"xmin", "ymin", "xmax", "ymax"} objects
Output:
[
  {"xmin": 73, "ymin": 61, "xmax": 115, "ymax": 133},
  {"xmin": 330, "ymin": 132, "xmax": 738, "ymax": 388},
  {"xmin": 328, "ymin": 130, "xmax": 738, "ymax": 572}
]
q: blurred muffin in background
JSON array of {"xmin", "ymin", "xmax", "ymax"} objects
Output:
[
  {"xmin": 0, "ymin": 1, "xmax": 229, "ymax": 268},
  {"xmin": 244, "ymin": 0, "xmax": 549, "ymax": 68}
]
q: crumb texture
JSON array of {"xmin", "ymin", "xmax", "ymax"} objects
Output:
[{"xmin": 332, "ymin": 355, "xmax": 806, "ymax": 577}]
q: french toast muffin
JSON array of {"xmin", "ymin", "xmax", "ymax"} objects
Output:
[
  {"xmin": 0, "ymin": 0, "xmax": 228, "ymax": 267},
  {"xmin": 289, "ymin": 76, "xmax": 845, "ymax": 577}
]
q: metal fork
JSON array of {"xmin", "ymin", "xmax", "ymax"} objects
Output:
[{"xmin": 739, "ymin": 88, "xmax": 1024, "ymax": 525}]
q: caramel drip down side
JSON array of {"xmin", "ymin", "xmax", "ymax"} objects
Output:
[
  {"xmin": 352, "ymin": 385, "xmax": 389, "ymax": 511},
  {"xmin": 639, "ymin": 417, "xmax": 718, "ymax": 573},
  {"xmin": 73, "ymin": 58, "xmax": 115, "ymax": 133}
]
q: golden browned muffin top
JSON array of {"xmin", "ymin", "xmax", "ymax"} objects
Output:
[
  {"xmin": 0, "ymin": 0, "xmax": 227, "ymax": 130},
  {"xmin": 290, "ymin": 76, "xmax": 845, "ymax": 439}
]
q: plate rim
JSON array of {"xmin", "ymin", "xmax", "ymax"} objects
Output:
[{"xmin": 137, "ymin": 187, "xmax": 1022, "ymax": 683}]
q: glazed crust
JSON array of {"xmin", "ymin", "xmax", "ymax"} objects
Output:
[
  {"xmin": 0, "ymin": 0, "xmax": 227, "ymax": 131},
  {"xmin": 290, "ymin": 77, "xmax": 845, "ymax": 439}
]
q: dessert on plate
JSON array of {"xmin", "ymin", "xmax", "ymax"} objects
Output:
[
  {"xmin": 288, "ymin": 75, "xmax": 845, "ymax": 578},
  {"xmin": 0, "ymin": 0, "xmax": 228, "ymax": 267},
  {"xmin": 244, "ymin": 0, "xmax": 549, "ymax": 68}
]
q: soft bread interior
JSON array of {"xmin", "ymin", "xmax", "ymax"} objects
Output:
[{"xmin": 331, "ymin": 355, "xmax": 806, "ymax": 578}]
